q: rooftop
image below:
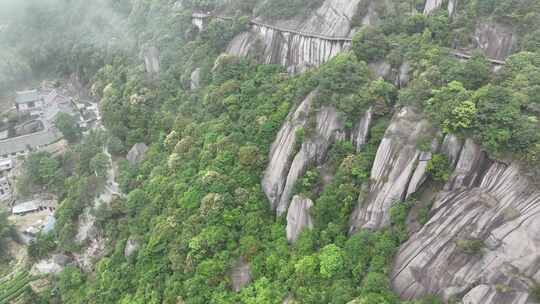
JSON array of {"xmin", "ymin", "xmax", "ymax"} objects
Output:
[
  {"xmin": 0, "ymin": 128, "xmax": 62, "ymax": 157},
  {"xmin": 12, "ymin": 200, "xmax": 40, "ymax": 214},
  {"xmin": 15, "ymin": 90, "xmax": 40, "ymax": 104}
]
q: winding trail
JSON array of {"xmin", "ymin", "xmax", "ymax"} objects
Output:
[{"xmin": 192, "ymin": 12, "xmax": 507, "ymax": 66}]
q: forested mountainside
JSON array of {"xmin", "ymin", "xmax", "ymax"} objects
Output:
[{"xmin": 1, "ymin": 0, "xmax": 540, "ymax": 303}]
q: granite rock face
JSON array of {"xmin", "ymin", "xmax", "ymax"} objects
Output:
[
  {"xmin": 473, "ymin": 22, "xmax": 517, "ymax": 60},
  {"xmin": 350, "ymin": 107, "xmax": 435, "ymax": 231},
  {"xmin": 440, "ymin": 134, "xmax": 463, "ymax": 168},
  {"xmin": 352, "ymin": 106, "xmax": 373, "ymax": 152},
  {"xmin": 227, "ymin": 0, "xmax": 365, "ymax": 72},
  {"xmin": 262, "ymin": 92, "xmax": 315, "ymax": 212},
  {"xmin": 423, "ymin": 0, "xmax": 444, "ymax": 15},
  {"xmin": 231, "ymin": 257, "xmax": 251, "ymax": 292},
  {"xmin": 190, "ymin": 68, "xmax": 201, "ymax": 90},
  {"xmin": 392, "ymin": 138, "xmax": 540, "ymax": 303},
  {"xmin": 275, "ymin": 105, "xmax": 346, "ymax": 215},
  {"xmin": 286, "ymin": 195, "xmax": 314, "ymax": 243},
  {"xmin": 143, "ymin": 46, "xmax": 160, "ymax": 75},
  {"xmin": 262, "ymin": 91, "xmax": 347, "ymax": 216},
  {"xmin": 124, "ymin": 237, "xmax": 140, "ymax": 258},
  {"xmin": 127, "ymin": 143, "xmax": 149, "ymax": 165}
]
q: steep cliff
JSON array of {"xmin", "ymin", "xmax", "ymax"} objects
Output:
[
  {"xmin": 392, "ymin": 139, "xmax": 540, "ymax": 303},
  {"xmin": 349, "ymin": 107, "xmax": 436, "ymax": 231},
  {"xmin": 227, "ymin": 0, "xmax": 364, "ymax": 72},
  {"xmin": 262, "ymin": 91, "xmax": 347, "ymax": 215},
  {"xmin": 473, "ymin": 22, "xmax": 517, "ymax": 61}
]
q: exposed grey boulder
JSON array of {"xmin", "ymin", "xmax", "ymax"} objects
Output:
[
  {"xmin": 190, "ymin": 68, "xmax": 201, "ymax": 90},
  {"xmin": 231, "ymin": 257, "xmax": 251, "ymax": 292},
  {"xmin": 227, "ymin": 0, "xmax": 364, "ymax": 72},
  {"xmin": 392, "ymin": 159, "xmax": 540, "ymax": 303},
  {"xmin": 262, "ymin": 92, "xmax": 314, "ymax": 211},
  {"xmin": 127, "ymin": 143, "xmax": 149, "ymax": 165},
  {"xmin": 398, "ymin": 62, "xmax": 410, "ymax": 88},
  {"xmin": 423, "ymin": 0, "xmax": 444, "ymax": 15},
  {"xmin": 448, "ymin": 0, "xmax": 458, "ymax": 17},
  {"xmin": 440, "ymin": 134, "xmax": 463, "ymax": 168},
  {"xmin": 263, "ymin": 91, "xmax": 346, "ymax": 216},
  {"xmin": 143, "ymin": 46, "xmax": 160, "ymax": 75},
  {"xmin": 444, "ymin": 138, "xmax": 486, "ymax": 191},
  {"xmin": 406, "ymin": 150, "xmax": 433, "ymax": 199},
  {"xmin": 275, "ymin": 106, "xmax": 345, "ymax": 215},
  {"xmin": 473, "ymin": 22, "xmax": 517, "ymax": 60},
  {"xmin": 124, "ymin": 237, "xmax": 140, "ymax": 257},
  {"xmin": 286, "ymin": 195, "xmax": 314, "ymax": 243},
  {"xmin": 462, "ymin": 284, "xmax": 532, "ymax": 304},
  {"xmin": 259, "ymin": 0, "xmax": 363, "ymax": 37},
  {"xmin": 352, "ymin": 107, "xmax": 373, "ymax": 152},
  {"xmin": 350, "ymin": 107, "xmax": 435, "ymax": 231}
]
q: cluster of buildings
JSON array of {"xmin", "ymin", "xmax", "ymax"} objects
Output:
[
  {"xmin": 0, "ymin": 85, "xmax": 100, "ymax": 242},
  {"xmin": 0, "ymin": 87, "xmax": 100, "ymax": 159}
]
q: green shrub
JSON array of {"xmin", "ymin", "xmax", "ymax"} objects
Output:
[
  {"xmin": 456, "ymin": 238, "xmax": 484, "ymax": 255},
  {"xmin": 427, "ymin": 154, "xmax": 451, "ymax": 183},
  {"xmin": 352, "ymin": 27, "xmax": 390, "ymax": 63}
]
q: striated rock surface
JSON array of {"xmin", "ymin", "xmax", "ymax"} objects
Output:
[
  {"xmin": 227, "ymin": 0, "xmax": 364, "ymax": 72},
  {"xmin": 275, "ymin": 105, "xmax": 345, "ymax": 215},
  {"xmin": 190, "ymin": 68, "xmax": 201, "ymax": 90},
  {"xmin": 444, "ymin": 138, "xmax": 487, "ymax": 191},
  {"xmin": 261, "ymin": 0, "xmax": 362, "ymax": 37},
  {"xmin": 143, "ymin": 46, "xmax": 160, "ymax": 75},
  {"xmin": 448, "ymin": 0, "xmax": 458, "ymax": 17},
  {"xmin": 350, "ymin": 107, "xmax": 435, "ymax": 231},
  {"xmin": 262, "ymin": 91, "xmax": 348, "ymax": 215},
  {"xmin": 392, "ymin": 142, "xmax": 540, "ymax": 303},
  {"xmin": 124, "ymin": 237, "xmax": 140, "ymax": 258},
  {"xmin": 227, "ymin": 25, "xmax": 350, "ymax": 74},
  {"xmin": 262, "ymin": 92, "xmax": 315, "ymax": 211},
  {"xmin": 423, "ymin": 0, "xmax": 444, "ymax": 15},
  {"xmin": 440, "ymin": 134, "xmax": 463, "ymax": 168},
  {"xmin": 286, "ymin": 195, "xmax": 314, "ymax": 243},
  {"xmin": 231, "ymin": 257, "xmax": 251, "ymax": 292},
  {"xmin": 473, "ymin": 22, "xmax": 517, "ymax": 60},
  {"xmin": 352, "ymin": 106, "xmax": 373, "ymax": 152},
  {"xmin": 127, "ymin": 143, "xmax": 149, "ymax": 165}
]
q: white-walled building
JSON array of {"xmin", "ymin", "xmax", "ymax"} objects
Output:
[
  {"xmin": 15, "ymin": 90, "xmax": 44, "ymax": 112},
  {"xmin": 0, "ymin": 158, "xmax": 14, "ymax": 172}
]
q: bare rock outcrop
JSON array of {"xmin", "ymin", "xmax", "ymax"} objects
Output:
[
  {"xmin": 143, "ymin": 46, "xmax": 160, "ymax": 75},
  {"xmin": 352, "ymin": 106, "xmax": 373, "ymax": 152},
  {"xmin": 124, "ymin": 237, "xmax": 140, "ymax": 258},
  {"xmin": 231, "ymin": 257, "xmax": 251, "ymax": 292},
  {"xmin": 275, "ymin": 105, "xmax": 345, "ymax": 215},
  {"xmin": 473, "ymin": 22, "xmax": 517, "ymax": 60},
  {"xmin": 286, "ymin": 195, "xmax": 314, "ymax": 243},
  {"xmin": 423, "ymin": 0, "xmax": 444, "ymax": 15},
  {"xmin": 261, "ymin": 0, "xmax": 363, "ymax": 37},
  {"xmin": 262, "ymin": 91, "xmax": 347, "ymax": 216},
  {"xmin": 190, "ymin": 68, "xmax": 201, "ymax": 90},
  {"xmin": 262, "ymin": 92, "xmax": 315, "ymax": 211},
  {"xmin": 127, "ymin": 143, "xmax": 149, "ymax": 165},
  {"xmin": 391, "ymin": 142, "xmax": 540, "ymax": 303},
  {"xmin": 227, "ymin": 0, "xmax": 364, "ymax": 72},
  {"xmin": 440, "ymin": 134, "xmax": 463, "ymax": 168},
  {"xmin": 349, "ymin": 107, "xmax": 436, "ymax": 231}
]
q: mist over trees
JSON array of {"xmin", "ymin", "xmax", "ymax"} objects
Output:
[{"xmin": 0, "ymin": 0, "xmax": 134, "ymax": 95}]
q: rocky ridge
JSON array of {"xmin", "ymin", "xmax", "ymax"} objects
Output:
[{"xmin": 392, "ymin": 140, "xmax": 540, "ymax": 303}]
